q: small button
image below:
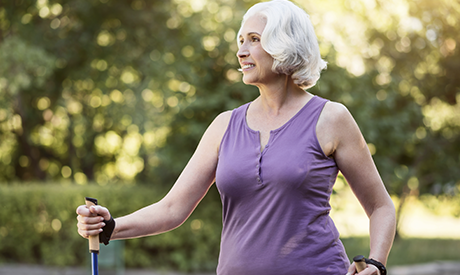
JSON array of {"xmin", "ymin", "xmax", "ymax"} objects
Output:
[{"xmin": 256, "ymin": 164, "xmax": 259, "ymax": 168}]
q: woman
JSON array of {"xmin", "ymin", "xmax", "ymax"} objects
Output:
[{"xmin": 77, "ymin": 1, "xmax": 396, "ymax": 274}]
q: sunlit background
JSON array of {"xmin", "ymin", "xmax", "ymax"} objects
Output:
[{"xmin": 0, "ymin": 0, "xmax": 459, "ymax": 272}]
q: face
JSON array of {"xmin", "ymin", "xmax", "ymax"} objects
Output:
[{"xmin": 237, "ymin": 15, "xmax": 278, "ymax": 87}]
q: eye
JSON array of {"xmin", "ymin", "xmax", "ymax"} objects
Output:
[
  {"xmin": 251, "ymin": 36, "xmax": 260, "ymax": 42},
  {"xmin": 239, "ymin": 38, "xmax": 244, "ymax": 45}
]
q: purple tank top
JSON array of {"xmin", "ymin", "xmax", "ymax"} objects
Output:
[{"xmin": 215, "ymin": 96, "xmax": 349, "ymax": 274}]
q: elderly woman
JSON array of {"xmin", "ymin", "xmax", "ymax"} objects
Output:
[{"xmin": 76, "ymin": 0, "xmax": 396, "ymax": 274}]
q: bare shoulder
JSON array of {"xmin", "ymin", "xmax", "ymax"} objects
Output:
[
  {"xmin": 321, "ymin": 101, "xmax": 354, "ymax": 125},
  {"xmin": 213, "ymin": 110, "xmax": 232, "ymax": 126},
  {"xmin": 208, "ymin": 110, "xmax": 232, "ymax": 135},
  {"xmin": 317, "ymin": 101, "xmax": 360, "ymax": 156},
  {"xmin": 320, "ymin": 101, "xmax": 361, "ymax": 135},
  {"xmin": 199, "ymin": 110, "xmax": 233, "ymax": 153}
]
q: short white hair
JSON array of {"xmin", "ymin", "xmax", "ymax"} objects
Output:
[{"xmin": 238, "ymin": 0, "xmax": 327, "ymax": 90}]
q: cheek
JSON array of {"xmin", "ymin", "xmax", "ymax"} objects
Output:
[
  {"xmin": 257, "ymin": 52, "xmax": 273, "ymax": 68},
  {"xmin": 258, "ymin": 56, "xmax": 274, "ymax": 74}
]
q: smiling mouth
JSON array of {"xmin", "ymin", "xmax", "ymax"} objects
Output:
[{"xmin": 238, "ymin": 64, "xmax": 255, "ymax": 71}]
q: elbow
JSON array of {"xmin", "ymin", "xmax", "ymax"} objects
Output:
[
  {"xmin": 385, "ymin": 196, "xmax": 396, "ymax": 218},
  {"xmin": 367, "ymin": 195, "xmax": 395, "ymax": 220},
  {"xmin": 370, "ymin": 197, "xmax": 396, "ymax": 225},
  {"xmin": 160, "ymin": 200, "xmax": 192, "ymax": 232}
]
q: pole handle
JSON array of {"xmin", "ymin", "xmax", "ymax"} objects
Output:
[
  {"xmin": 353, "ymin": 255, "xmax": 367, "ymax": 273},
  {"xmin": 85, "ymin": 197, "xmax": 100, "ymax": 254}
]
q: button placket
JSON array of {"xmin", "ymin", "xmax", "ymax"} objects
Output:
[{"xmin": 256, "ymin": 152, "xmax": 262, "ymax": 184}]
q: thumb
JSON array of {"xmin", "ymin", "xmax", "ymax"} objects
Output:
[{"xmin": 89, "ymin": 205, "xmax": 112, "ymax": 221}]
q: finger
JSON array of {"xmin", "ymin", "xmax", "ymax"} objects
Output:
[
  {"xmin": 77, "ymin": 223, "xmax": 105, "ymax": 231},
  {"xmin": 76, "ymin": 205, "xmax": 91, "ymax": 216},
  {"xmin": 356, "ymin": 265, "xmax": 380, "ymax": 275},
  {"xmin": 78, "ymin": 220, "xmax": 105, "ymax": 231},
  {"xmin": 77, "ymin": 217, "xmax": 105, "ymax": 236},
  {"xmin": 365, "ymin": 265, "xmax": 380, "ymax": 275},
  {"xmin": 78, "ymin": 226, "xmax": 103, "ymax": 239},
  {"xmin": 88, "ymin": 205, "xmax": 111, "ymax": 220},
  {"xmin": 77, "ymin": 214, "xmax": 105, "ymax": 225}
]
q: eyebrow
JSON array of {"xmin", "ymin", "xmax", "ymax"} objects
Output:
[{"xmin": 239, "ymin": 31, "xmax": 261, "ymax": 38}]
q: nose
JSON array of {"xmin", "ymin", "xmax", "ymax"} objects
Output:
[{"xmin": 237, "ymin": 43, "xmax": 249, "ymax": 59}]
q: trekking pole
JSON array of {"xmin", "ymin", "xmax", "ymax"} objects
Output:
[
  {"xmin": 353, "ymin": 255, "xmax": 367, "ymax": 273},
  {"xmin": 85, "ymin": 197, "xmax": 99, "ymax": 275}
]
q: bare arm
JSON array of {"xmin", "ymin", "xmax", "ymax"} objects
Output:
[
  {"xmin": 317, "ymin": 102, "xmax": 396, "ymax": 272},
  {"xmin": 77, "ymin": 111, "xmax": 232, "ymax": 240}
]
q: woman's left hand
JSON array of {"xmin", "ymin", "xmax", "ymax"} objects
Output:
[{"xmin": 346, "ymin": 262, "xmax": 381, "ymax": 275}]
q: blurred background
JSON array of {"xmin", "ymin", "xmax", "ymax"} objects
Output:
[{"xmin": 0, "ymin": 0, "xmax": 459, "ymax": 273}]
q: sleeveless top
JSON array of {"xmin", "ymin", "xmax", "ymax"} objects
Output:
[{"xmin": 215, "ymin": 96, "xmax": 349, "ymax": 275}]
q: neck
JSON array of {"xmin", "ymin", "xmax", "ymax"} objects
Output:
[{"xmin": 255, "ymin": 75, "xmax": 309, "ymax": 114}]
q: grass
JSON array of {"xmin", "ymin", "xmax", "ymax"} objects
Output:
[{"xmin": 341, "ymin": 237, "xmax": 460, "ymax": 267}]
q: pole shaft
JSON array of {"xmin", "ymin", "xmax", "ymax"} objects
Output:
[
  {"xmin": 85, "ymin": 197, "xmax": 100, "ymax": 275},
  {"xmin": 91, "ymin": 252, "xmax": 99, "ymax": 275}
]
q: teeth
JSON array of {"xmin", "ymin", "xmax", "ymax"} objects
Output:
[{"xmin": 242, "ymin": 64, "xmax": 255, "ymax": 69}]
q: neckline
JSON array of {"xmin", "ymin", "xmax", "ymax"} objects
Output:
[{"xmin": 243, "ymin": 95, "xmax": 317, "ymax": 134}]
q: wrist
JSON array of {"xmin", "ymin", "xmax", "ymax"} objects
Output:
[{"xmin": 99, "ymin": 216, "xmax": 115, "ymax": 245}]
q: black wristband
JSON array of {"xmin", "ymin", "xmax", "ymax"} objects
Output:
[
  {"xmin": 365, "ymin": 258, "xmax": 387, "ymax": 275},
  {"xmin": 99, "ymin": 216, "xmax": 115, "ymax": 245}
]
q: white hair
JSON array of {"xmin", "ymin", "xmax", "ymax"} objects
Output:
[{"xmin": 238, "ymin": 0, "xmax": 327, "ymax": 90}]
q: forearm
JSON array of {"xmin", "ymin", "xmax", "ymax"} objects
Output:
[
  {"xmin": 111, "ymin": 202, "xmax": 188, "ymax": 240},
  {"xmin": 368, "ymin": 202, "xmax": 396, "ymax": 265}
]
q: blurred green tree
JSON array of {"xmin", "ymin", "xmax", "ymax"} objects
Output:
[
  {"xmin": 298, "ymin": 0, "xmax": 460, "ymax": 233},
  {"xmin": 0, "ymin": 0, "xmax": 459, "ymax": 231}
]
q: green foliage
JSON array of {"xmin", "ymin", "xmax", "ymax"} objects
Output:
[
  {"xmin": 0, "ymin": 0, "xmax": 260, "ymax": 185},
  {"xmin": 0, "ymin": 0, "xmax": 458, "ymax": 197},
  {"xmin": 1, "ymin": 0, "xmax": 459, "ymax": 264},
  {"xmin": 0, "ymin": 183, "xmax": 222, "ymax": 271},
  {"xmin": 0, "ymin": 36, "xmax": 55, "ymax": 94}
]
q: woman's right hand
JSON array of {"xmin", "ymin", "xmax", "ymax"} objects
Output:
[{"xmin": 76, "ymin": 204, "xmax": 111, "ymax": 239}]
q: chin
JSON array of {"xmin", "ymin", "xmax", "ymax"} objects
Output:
[{"xmin": 242, "ymin": 75, "xmax": 259, "ymax": 86}]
